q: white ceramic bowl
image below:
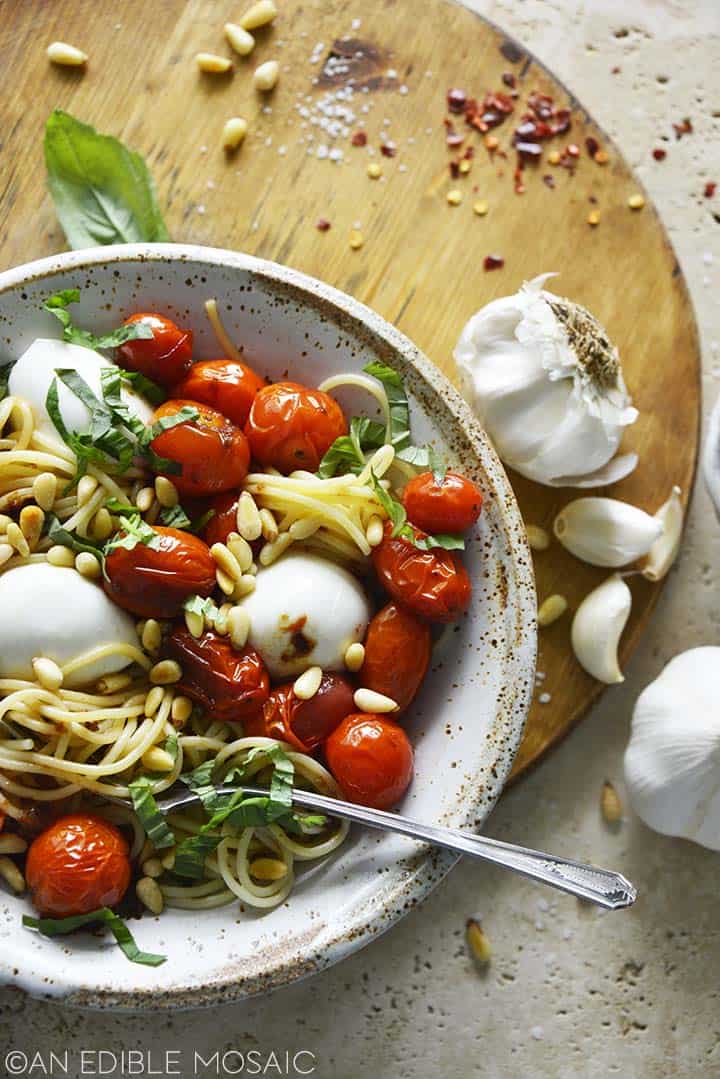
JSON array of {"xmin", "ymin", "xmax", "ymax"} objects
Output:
[{"xmin": 0, "ymin": 245, "xmax": 536, "ymax": 1009}]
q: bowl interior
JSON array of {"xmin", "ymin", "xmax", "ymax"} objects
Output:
[{"xmin": 0, "ymin": 245, "xmax": 535, "ymax": 1008}]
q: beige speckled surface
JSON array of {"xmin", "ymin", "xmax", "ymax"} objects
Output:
[{"xmin": 1, "ymin": 0, "xmax": 718, "ymax": 1075}]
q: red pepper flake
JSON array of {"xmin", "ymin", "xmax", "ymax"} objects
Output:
[
  {"xmin": 705, "ymin": 181, "xmax": 717, "ymax": 198},
  {"xmin": 501, "ymin": 72, "xmax": 516, "ymax": 89},
  {"xmin": 611, "ymin": 65, "xmax": 621, "ymax": 74},
  {"xmin": 513, "ymin": 164, "xmax": 525, "ymax": 195},
  {"xmin": 447, "ymin": 88, "xmax": 467, "ymax": 113},
  {"xmin": 516, "ymin": 141, "xmax": 542, "ymax": 162},
  {"xmin": 543, "ymin": 174, "xmax": 555, "ymax": 188},
  {"xmin": 566, "ymin": 143, "xmax": 580, "ymax": 158},
  {"xmin": 350, "ymin": 130, "xmax": 368, "ymax": 147},
  {"xmin": 585, "ymin": 136, "xmax": 600, "ymax": 158},
  {"xmin": 483, "ymin": 254, "xmax": 505, "ymax": 271},
  {"xmin": 446, "ymin": 130, "xmax": 465, "ymax": 148},
  {"xmin": 465, "ymin": 90, "xmax": 514, "ymax": 133},
  {"xmin": 652, "ymin": 148, "xmax": 667, "ymax": 161},
  {"xmin": 315, "ymin": 218, "xmax": 331, "ymax": 232},
  {"xmin": 672, "ymin": 117, "xmax": 693, "ymax": 139},
  {"xmin": 449, "ymin": 160, "xmax": 460, "ymax": 178},
  {"xmin": 380, "ymin": 141, "xmax": 397, "ymax": 158}
]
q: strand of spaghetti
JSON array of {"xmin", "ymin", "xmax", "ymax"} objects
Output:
[
  {"xmin": 60, "ymin": 643, "xmax": 151, "ymax": 680},
  {"xmin": 245, "ymin": 483, "xmax": 370, "ymax": 553},
  {"xmin": 317, "ymin": 373, "xmax": 391, "ymax": 438},
  {"xmin": 204, "ymin": 299, "xmax": 244, "ymax": 363},
  {"xmin": 41, "ymin": 702, "xmax": 146, "ymax": 724}
]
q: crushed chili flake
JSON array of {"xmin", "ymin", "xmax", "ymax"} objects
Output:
[
  {"xmin": 447, "ymin": 88, "xmax": 467, "ymax": 113},
  {"xmin": 513, "ymin": 164, "xmax": 525, "ymax": 194},
  {"xmin": 516, "ymin": 141, "xmax": 542, "ymax": 161},
  {"xmin": 380, "ymin": 141, "xmax": 397, "ymax": 157},
  {"xmin": 652, "ymin": 148, "xmax": 667, "ymax": 161},
  {"xmin": 449, "ymin": 159, "xmax": 460, "ymax": 178},
  {"xmin": 350, "ymin": 130, "xmax": 368, "ymax": 147},
  {"xmin": 483, "ymin": 254, "xmax": 505, "ymax": 271},
  {"xmin": 465, "ymin": 90, "xmax": 514, "ymax": 133},
  {"xmin": 566, "ymin": 143, "xmax": 580, "ymax": 158},
  {"xmin": 704, "ymin": 181, "xmax": 717, "ymax": 198},
  {"xmin": 501, "ymin": 72, "xmax": 517, "ymax": 89},
  {"xmin": 673, "ymin": 117, "xmax": 693, "ymax": 139},
  {"xmin": 585, "ymin": 136, "xmax": 600, "ymax": 158},
  {"xmin": 611, "ymin": 65, "xmax": 621, "ymax": 74},
  {"xmin": 446, "ymin": 130, "xmax": 465, "ymax": 148},
  {"xmin": 315, "ymin": 218, "xmax": 331, "ymax": 232},
  {"xmin": 543, "ymin": 174, "xmax": 556, "ymax": 188}
]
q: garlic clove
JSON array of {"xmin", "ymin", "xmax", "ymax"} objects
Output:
[
  {"xmin": 547, "ymin": 452, "xmax": 639, "ymax": 489},
  {"xmin": 642, "ymin": 486, "xmax": 683, "ymax": 582},
  {"xmin": 554, "ymin": 497, "xmax": 663, "ymax": 568},
  {"xmin": 624, "ymin": 647, "xmax": 720, "ymax": 849},
  {"xmin": 570, "ymin": 573, "xmax": 631, "ymax": 683},
  {"xmin": 703, "ymin": 390, "xmax": 720, "ymax": 519}
]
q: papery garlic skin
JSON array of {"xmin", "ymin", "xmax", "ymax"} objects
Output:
[
  {"xmin": 571, "ymin": 573, "xmax": 631, "ymax": 683},
  {"xmin": 642, "ymin": 486, "xmax": 683, "ymax": 581},
  {"xmin": 554, "ymin": 497, "xmax": 662, "ymax": 568},
  {"xmin": 454, "ymin": 275, "xmax": 638, "ymax": 487},
  {"xmin": 624, "ymin": 647, "xmax": 720, "ymax": 850}
]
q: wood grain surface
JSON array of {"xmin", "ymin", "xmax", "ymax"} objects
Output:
[{"xmin": 0, "ymin": 0, "xmax": 701, "ymax": 778}]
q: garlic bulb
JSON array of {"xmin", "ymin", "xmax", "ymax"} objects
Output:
[
  {"xmin": 554, "ymin": 497, "xmax": 662, "ymax": 568},
  {"xmin": 454, "ymin": 274, "xmax": 638, "ymax": 487},
  {"xmin": 624, "ymin": 648, "xmax": 720, "ymax": 850},
  {"xmin": 642, "ymin": 486, "xmax": 683, "ymax": 581},
  {"xmin": 571, "ymin": 573, "xmax": 631, "ymax": 683}
]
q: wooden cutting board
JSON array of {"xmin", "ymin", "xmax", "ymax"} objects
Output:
[{"xmin": 0, "ymin": 0, "xmax": 700, "ymax": 778}]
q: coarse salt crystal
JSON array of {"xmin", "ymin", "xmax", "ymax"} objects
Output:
[
  {"xmin": 531, "ymin": 1027, "xmax": 544, "ymax": 1041},
  {"xmin": 538, "ymin": 692, "xmax": 551, "ymax": 704},
  {"xmin": 399, "ymin": 85, "xmax": 408, "ymax": 95},
  {"xmin": 351, "ymin": 17, "xmax": 361, "ymax": 29},
  {"xmin": 197, "ymin": 204, "xmax": 206, "ymax": 214},
  {"xmin": 387, "ymin": 68, "xmax": 397, "ymax": 78}
]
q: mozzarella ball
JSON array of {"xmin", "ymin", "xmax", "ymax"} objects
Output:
[
  {"xmin": 241, "ymin": 552, "xmax": 371, "ymax": 679},
  {"xmin": 8, "ymin": 338, "xmax": 153, "ymax": 441},
  {"xmin": 0, "ymin": 563, "xmax": 140, "ymax": 687}
]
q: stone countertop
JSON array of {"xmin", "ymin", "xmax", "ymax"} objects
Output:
[{"xmin": 1, "ymin": 1, "xmax": 718, "ymax": 1076}]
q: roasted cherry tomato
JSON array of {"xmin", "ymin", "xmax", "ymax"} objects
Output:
[
  {"xmin": 362, "ymin": 603, "xmax": 431, "ymax": 712},
  {"xmin": 117, "ymin": 313, "xmax": 193, "ymax": 387},
  {"xmin": 26, "ymin": 814, "xmax": 131, "ymax": 918},
  {"xmin": 244, "ymin": 673, "xmax": 355, "ymax": 752},
  {"xmin": 174, "ymin": 358, "xmax": 266, "ymax": 427},
  {"xmin": 165, "ymin": 627, "xmax": 269, "ymax": 723},
  {"xmin": 403, "ymin": 471, "xmax": 483, "ymax": 534},
  {"xmin": 244, "ymin": 381, "xmax": 347, "ymax": 473},
  {"xmin": 202, "ymin": 491, "xmax": 239, "ymax": 547},
  {"xmin": 104, "ymin": 526, "xmax": 216, "ymax": 619},
  {"xmin": 150, "ymin": 399, "xmax": 250, "ymax": 498},
  {"xmin": 372, "ymin": 522, "xmax": 472, "ymax": 624},
  {"xmin": 325, "ymin": 714, "xmax": 413, "ymax": 810}
]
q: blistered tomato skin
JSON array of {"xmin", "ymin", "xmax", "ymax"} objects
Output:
[
  {"xmin": 202, "ymin": 491, "xmax": 240, "ymax": 547},
  {"xmin": 104, "ymin": 526, "xmax": 216, "ymax": 619},
  {"xmin": 244, "ymin": 381, "xmax": 348, "ymax": 473},
  {"xmin": 165, "ymin": 627, "xmax": 270, "ymax": 723},
  {"xmin": 325, "ymin": 714, "xmax": 414, "ymax": 810},
  {"xmin": 150, "ymin": 399, "xmax": 250, "ymax": 498},
  {"xmin": 403, "ymin": 471, "xmax": 483, "ymax": 534},
  {"xmin": 117, "ymin": 313, "xmax": 193, "ymax": 387},
  {"xmin": 174, "ymin": 359, "xmax": 266, "ymax": 427},
  {"xmin": 26, "ymin": 814, "xmax": 131, "ymax": 918},
  {"xmin": 362, "ymin": 603, "xmax": 431, "ymax": 712},
  {"xmin": 371, "ymin": 522, "xmax": 472, "ymax": 623},
  {"xmin": 244, "ymin": 674, "xmax": 355, "ymax": 752}
]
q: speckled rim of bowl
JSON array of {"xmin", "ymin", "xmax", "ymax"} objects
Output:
[{"xmin": 0, "ymin": 243, "xmax": 536, "ymax": 1010}]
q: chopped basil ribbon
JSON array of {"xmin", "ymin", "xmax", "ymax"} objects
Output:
[
  {"xmin": 370, "ymin": 472, "xmax": 465, "ymax": 552},
  {"xmin": 104, "ymin": 514, "xmax": 163, "ymax": 556},
  {"xmin": 160, "ymin": 503, "xmax": 191, "ymax": 529},
  {"xmin": 23, "ymin": 908, "xmax": 166, "ymax": 967},
  {"xmin": 362, "ymin": 361, "xmax": 411, "ymax": 452},
  {"xmin": 183, "ymin": 594, "xmax": 219, "ymax": 621},
  {"xmin": 117, "ymin": 368, "xmax": 167, "ymax": 407},
  {"xmin": 128, "ymin": 777, "xmax": 175, "ymax": 850},
  {"xmin": 46, "ymin": 514, "xmax": 106, "ymax": 564},
  {"xmin": 317, "ymin": 416, "xmax": 386, "ymax": 479},
  {"xmin": 104, "ymin": 497, "xmax": 138, "ymax": 514},
  {"xmin": 44, "ymin": 288, "xmax": 154, "ymax": 351}
]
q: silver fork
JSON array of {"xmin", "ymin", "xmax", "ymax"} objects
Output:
[{"xmin": 156, "ymin": 785, "xmax": 637, "ymax": 910}]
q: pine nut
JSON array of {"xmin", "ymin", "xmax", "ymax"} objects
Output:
[
  {"xmin": 222, "ymin": 116, "xmax": 249, "ymax": 150},
  {"xmin": 225, "ymin": 23, "xmax": 255, "ymax": 56},
  {"xmin": 289, "ymin": 516, "xmax": 322, "ymax": 540},
  {"xmin": 142, "ymin": 746, "xmax": 175, "ymax": 772},
  {"xmin": 227, "ymin": 534, "xmax": 253, "ymax": 572},
  {"xmin": 353, "ymin": 687, "xmax": 399, "ymax": 714},
  {"xmin": 154, "ymin": 476, "xmax": 179, "ymax": 508},
  {"xmin": 240, "ymin": 0, "xmax": 277, "ymax": 29},
  {"xmin": 259, "ymin": 531, "xmax": 293, "ymax": 566},
  {"xmin": 171, "ymin": 695, "xmax": 193, "ymax": 725},
  {"xmin": 20, "ymin": 506, "xmax": 44, "ymax": 548},
  {"xmin": 293, "ymin": 666, "xmax": 322, "ymax": 700},
  {"xmin": 216, "ymin": 568, "xmax": 236, "ymax": 595},
  {"xmin": 233, "ymin": 574, "xmax": 256, "ymax": 599},
  {"xmin": 213, "ymin": 603, "xmax": 232, "ymax": 635},
  {"xmin": 236, "ymin": 492, "xmax": 262, "ymax": 540},
  {"xmin": 253, "ymin": 59, "xmax": 279, "ymax": 92},
  {"xmin": 196, "ymin": 52, "xmax": 233, "ymax": 74},
  {"xmin": 0, "ymin": 835, "xmax": 27, "ymax": 855},
  {"xmin": 537, "ymin": 594, "xmax": 568, "ymax": 628},
  {"xmin": 32, "ymin": 657, "xmax": 63, "ymax": 692},
  {"xmin": 6, "ymin": 522, "xmax": 29, "ymax": 557},
  {"xmin": 249, "ymin": 857, "xmax": 287, "ymax": 881},
  {"xmin": 601, "ymin": 780, "xmax": 623, "ymax": 823},
  {"xmin": 47, "ymin": 41, "xmax": 87, "ymax": 66},
  {"xmin": 185, "ymin": 609, "xmax": 204, "ymax": 638},
  {"xmin": 136, "ymin": 486, "xmax": 155, "ymax": 513},
  {"xmin": 526, "ymin": 524, "xmax": 550, "ymax": 551},
  {"xmin": 136, "ymin": 876, "xmax": 164, "ymax": 914},
  {"xmin": 366, "ymin": 515, "xmax": 384, "ymax": 547},
  {"xmin": 0, "ymin": 543, "xmax": 14, "ymax": 568},
  {"xmin": 142, "ymin": 619, "xmax": 162, "ymax": 654},
  {"xmin": 77, "ymin": 475, "xmax": 98, "ymax": 506},
  {"xmin": 46, "ymin": 544, "xmax": 75, "ymax": 568},
  {"xmin": 91, "ymin": 507, "xmax": 113, "ymax": 542},
  {"xmin": 144, "ymin": 685, "xmax": 165, "ymax": 717},
  {"xmin": 33, "ymin": 472, "xmax": 57, "ymax": 511},
  {"xmin": 0, "ymin": 514, "xmax": 12, "ymax": 532},
  {"xmin": 0, "ymin": 855, "xmax": 25, "ymax": 893},
  {"xmin": 466, "ymin": 918, "xmax": 491, "ymax": 963},
  {"xmin": 150, "ymin": 660, "xmax": 182, "ymax": 686},
  {"xmin": 228, "ymin": 606, "xmax": 250, "ymax": 650},
  {"xmin": 96, "ymin": 672, "xmax": 132, "ymax": 694},
  {"xmin": 142, "ymin": 857, "xmax": 163, "ymax": 878},
  {"xmin": 259, "ymin": 508, "xmax": 279, "ymax": 543},
  {"xmin": 161, "ymin": 849, "xmax": 176, "ymax": 871},
  {"xmin": 211, "ymin": 542, "xmax": 244, "ymax": 584},
  {"xmin": 75, "ymin": 551, "xmax": 101, "ymax": 579},
  {"xmin": 344, "ymin": 642, "xmax": 365, "ymax": 672}
]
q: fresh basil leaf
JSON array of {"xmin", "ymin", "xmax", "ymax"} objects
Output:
[
  {"xmin": 317, "ymin": 417, "xmax": 387, "ymax": 479},
  {"xmin": 183, "ymin": 594, "xmax": 219, "ymax": 620},
  {"xmin": 160, "ymin": 503, "xmax": 191, "ymax": 530},
  {"xmin": 23, "ymin": 908, "xmax": 166, "ymax": 967},
  {"xmin": 190, "ymin": 508, "xmax": 215, "ymax": 534},
  {"xmin": 370, "ymin": 470, "xmax": 407, "ymax": 536},
  {"xmin": 409, "ymin": 531, "xmax": 465, "ymax": 552},
  {"xmin": 138, "ymin": 406, "xmax": 199, "ymax": 453},
  {"xmin": 369, "ymin": 473, "xmax": 464, "ymax": 551},
  {"xmin": 104, "ymin": 497, "xmax": 137, "ymax": 514},
  {"xmin": 46, "ymin": 514, "xmax": 106, "ymax": 563},
  {"xmin": 117, "ymin": 368, "xmax": 166, "ymax": 407},
  {"xmin": 105, "ymin": 514, "xmax": 162, "ymax": 556},
  {"xmin": 164, "ymin": 732, "xmax": 179, "ymax": 763},
  {"xmin": 178, "ymin": 760, "xmax": 218, "ymax": 811},
  {"xmin": 172, "ymin": 833, "xmax": 223, "ymax": 880},
  {"xmin": 44, "ymin": 289, "xmax": 154, "ymax": 352},
  {"xmin": 128, "ymin": 776, "xmax": 175, "ymax": 850},
  {"xmin": 428, "ymin": 445, "xmax": 448, "ymax": 485},
  {"xmin": 45, "ymin": 109, "xmax": 169, "ymax": 249},
  {"xmin": 363, "ymin": 360, "xmax": 411, "ymax": 451}
]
